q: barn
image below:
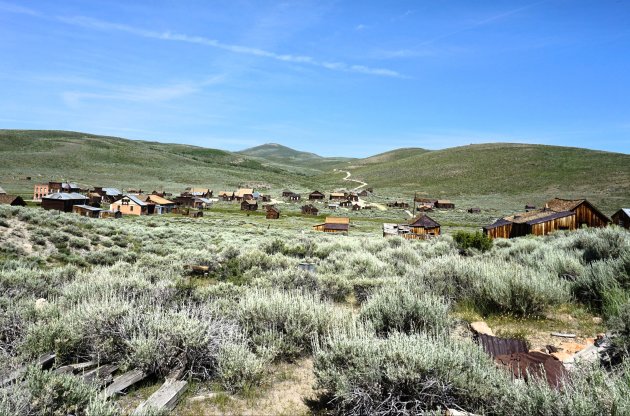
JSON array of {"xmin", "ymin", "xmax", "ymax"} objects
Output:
[
  {"xmin": 301, "ymin": 204, "xmax": 319, "ymax": 216},
  {"xmin": 545, "ymin": 198, "xmax": 610, "ymax": 228},
  {"xmin": 0, "ymin": 194, "xmax": 26, "ymax": 207},
  {"xmin": 483, "ymin": 209, "xmax": 576, "ymax": 239},
  {"xmin": 41, "ymin": 193, "xmax": 88, "ymax": 212},
  {"xmin": 612, "ymin": 209, "xmax": 630, "ymax": 229},
  {"xmin": 313, "ymin": 217, "xmax": 349, "ymax": 233},
  {"xmin": 266, "ymin": 205, "xmax": 280, "ymax": 219},
  {"xmin": 309, "ymin": 191, "xmax": 325, "ymax": 200},
  {"xmin": 241, "ymin": 199, "xmax": 258, "ymax": 211}
]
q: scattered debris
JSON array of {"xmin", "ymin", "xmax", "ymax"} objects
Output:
[
  {"xmin": 475, "ymin": 333, "xmax": 528, "ymax": 358},
  {"xmin": 551, "ymin": 332, "xmax": 576, "ymax": 338},
  {"xmin": 82, "ymin": 364, "xmax": 118, "ymax": 384},
  {"xmin": 104, "ymin": 369, "xmax": 146, "ymax": 398},
  {"xmin": 132, "ymin": 378, "xmax": 188, "ymax": 415},
  {"xmin": 0, "ymin": 352, "xmax": 56, "ymax": 388},
  {"xmin": 495, "ymin": 351, "xmax": 567, "ymax": 389},
  {"xmin": 470, "ymin": 321, "xmax": 494, "ymax": 336}
]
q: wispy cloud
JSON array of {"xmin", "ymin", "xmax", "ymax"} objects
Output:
[
  {"xmin": 55, "ymin": 16, "xmax": 402, "ymax": 78},
  {"xmin": 355, "ymin": 24, "xmax": 367, "ymax": 31},
  {"xmin": 0, "ymin": 1, "xmax": 40, "ymax": 16}
]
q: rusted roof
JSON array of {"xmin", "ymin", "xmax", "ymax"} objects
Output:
[
  {"xmin": 330, "ymin": 192, "xmax": 346, "ymax": 197},
  {"xmin": 476, "ymin": 333, "xmax": 528, "ymax": 357},
  {"xmin": 242, "ymin": 199, "xmax": 257, "ymax": 205},
  {"xmin": 235, "ymin": 188, "xmax": 254, "ymax": 197},
  {"xmin": 546, "ymin": 198, "xmax": 585, "ymax": 212},
  {"xmin": 495, "ymin": 351, "xmax": 567, "ymax": 389},
  {"xmin": 325, "ymin": 217, "xmax": 350, "ymax": 224},
  {"xmin": 146, "ymin": 194, "xmax": 175, "ymax": 205},
  {"xmin": 508, "ymin": 209, "xmax": 574, "ymax": 224},
  {"xmin": 408, "ymin": 214, "xmax": 440, "ymax": 228}
]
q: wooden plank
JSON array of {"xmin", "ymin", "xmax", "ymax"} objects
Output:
[
  {"xmin": 551, "ymin": 332, "xmax": 577, "ymax": 338},
  {"xmin": 132, "ymin": 379, "xmax": 188, "ymax": 415},
  {"xmin": 82, "ymin": 364, "xmax": 118, "ymax": 383},
  {"xmin": 0, "ymin": 352, "xmax": 56, "ymax": 388},
  {"xmin": 69, "ymin": 361, "xmax": 97, "ymax": 371},
  {"xmin": 104, "ymin": 369, "xmax": 146, "ymax": 398}
]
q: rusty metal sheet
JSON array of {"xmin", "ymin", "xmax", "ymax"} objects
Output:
[{"xmin": 476, "ymin": 333, "xmax": 528, "ymax": 358}]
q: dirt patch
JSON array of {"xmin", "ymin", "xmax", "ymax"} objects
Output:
[{"xmin": 176, "ymin": 358, "xmax": 316, "ymax": 416}]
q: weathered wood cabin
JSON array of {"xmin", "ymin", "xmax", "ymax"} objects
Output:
[
  {"xmin": 383, "ymin": 214, "xmax": 440, "ymax": 239},
  {"xmin": 41, "ymin": 193, "xmax": 88, "ymax": 212},
  {"xmin": 612, "ymin": 209, "xmax": 630, "ymax": 229},
  {"xmin": 468, "ymin": 208, "xmax": 481, "ymax": 213},
  {"xmin": 92, "ymin": 187, "xmax": 123, "ymax": 203},
  {"xmin": 286, "ymin": 192, "xmax": 301, "ymax": 201},
  {"xmin": 484, "ymin": 209, "xmax": 576, "ymax": 239},
  {"xmin": 72, "ymin": 204, "xmax": 102, "ymax": 218},
  {"xmin": 313, "ymin": 217, "xmax": 349, "ymax": 233},
  {"xmin": 218, "ymin": 191, "xmax": 234, "ymax": 201},
  {"xmin": 185, "ymin": 188, "xmax": 213, "ymax": 198},
  {"xmin": 387, "ymin": 201, "xmax": 410, "ymax": 209},
  {"xmin": 309, "ymin": 191, "xmax": 325, "ymax": 200},
  {"xmin": 234, "ymin": 188, "xmax": 254, "ymax": 201},
  {"xmin": 144, "ymin": 194, "xmax": 177, "ymax": 214},
  {"xmin": 545, "ymin": 198, "xmax": 610, "ymax": 228},
  {"xmin": 98, "ymin": 210, "xmax": 122, "ymax": 219},
  {"xmin": 347, "ymin": 193, "xmax": 359, "ymax": 202},
  {"xmin": 339, "ymin": 200, "xmax": 353, "ymax": 208},
  {"xmin": 282, "ymin": 190, "xmax": 294, "ymax": 197},
  {"xmin": 329, "ymin": 192, "xmax": 347, "ymax": 201},
  {"xmin": 414, "ymin": 198, "xmax": 437, "ymax": 206},
  {"xmin": 49, "ymin": 181, "xmax": 82, "ymax": 194},
  {"xmin": 266, "ymin": 205, "xmax": 280, "ymax": 219},
  {"xmin": 435, "ymin": 200, "xmax": 455, "ymax": 209},
  {"xmin": 301, "ymin": 204, "xmax": 319, "ymax": 216},
  {"xmin": 110, "ymin": 195, "xmax": 152, "ymax": 216},
  {"xmin": 241, "ymin": 199, "xmax": 258, "ymax": 211},
  {"xmin": 358, "ymin": 189, "xmax": 371, "ymax": 197},
  {"xmin": 0, "ymin": 194, "xmax": 26, "ymax": 206}
]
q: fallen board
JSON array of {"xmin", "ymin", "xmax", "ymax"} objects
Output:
[
  {"xmin": 0, "ymin": 352, "xmax": 56, "ymax": 388},
  {"xmin": 132, "ymin": 379, "xmax": 188, "ymax": 415},
  {"xmin": 104, "ymin": 369, "xmax": 146, "ymax": 398},
  {"xmin": 82, "ymin": 364, "xmax": 118, "ymax": 383}
]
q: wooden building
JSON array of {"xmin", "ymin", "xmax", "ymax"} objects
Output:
[
  {"xmin": 286, "ymin": 192, "xmax": 301, "ymax": 201},
  {"xmin": 266, "ymin": 205, "xmax": 280, "ymax": 219},
  {"xmin": 0, "ymin": 194, "xmax": 26, "ymax": 206},
  {"xmin": 329, "ymin": 192, "xmax": 347, "ymax": 201},
  {"xmin": 92, "ymin": 187, "xmax": 123, "ymax": 203},
  {"xmin": 313, "ymin": 217, "xmax": 349, "ymax": 233},
  {"xmin": 234, "ymin": 188, "xmax": 254, "ymax": 201},
  {"xmin": 435, "ymin": 200, "xmax": 455, "ymax": 209},
  {"xmin": 301, "ymin": 204, "xmax": 319, "ymax": 216},
  {"xmin": 358, "ymin": 189, "xmax": 371, "ymax": 197},
  {"xmin": 468, "ymin": 208, "xmax": 481, "ymax": 213},
  {"xmin": 218, "ymin": 191, "xmax": 234, "ymax": 201},
  {"xmin": 612, "ymin": 209, "xmax": 630, "ymax": 229},
  {"xmin": 414, "ymin": 198, "xmax": 437, "ymax": 206},
  {"xmin": 241, "ymin": 199, "xmax": 258, "ymax": 211},
  {"xmin": 282, "ymin": 190, "xmax": 294, "ymax": 197},
  {"xmin": 545, "ymin": 198, "xmax": 610, "ymax": 228},
  {"xmin": 309, "ymin": 190, "xmax": 325, "ymax": 200},
  {"xmin": 185, "ymin": 188, "xmax": 212, "ymax": 198},
  {"xmin": 383, "ymin": 214, "xmax": 441, "ymax": 239},
  {"xmin": 110, "ymin": 195, "xmax": 151, "ymax": 216},
  {"xmin": 347, "ymin": 193, "xmax": 359, "ymax": 202},
  {"xmin": 72, "ymin": 204, "xmax": 102, "ymax": 218},
  {"xmin": 41, "ymin": 192, "xmax": 87, "ymax": 212},
  {"xmin": 483, "ymin": 209, "xmax": 576, "ymax": 239},
  {"xmin": 525, "ymin": 204, "xmax": 536, "ymax": 211},
  {"xmin": 387, "ymin": 201, "xmax": 410, "ymax": 209},
  {"xmin": 144, "ymin": 194, "xmax": 177, "ymax": 214},
  {"xmin": 98, "ymin": 210, "xmax": 122, "ymax": 219},
  {"xmin": 339, "ymin": 199, "xmax": 353, "ymax": 208}
]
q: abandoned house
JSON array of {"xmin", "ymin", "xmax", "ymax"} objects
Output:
[
  {"xmin": 383, "ymin": 214, "xmax": 440, "ymax": 239},
  {"xmin": 545, "ymin": 198, "xmax": 610, "ymax": 228},
  {"xmin": 266, "ymin": 205, "xmax": 280, "ymax": 219},
  {"xmin": 218, "ymin": 191, "xmax": 234, "ymax": 201},
  {"xmin": 144, "ymin": 194, "xmax": 177, "ymax": 214},
  {"xmin": 185, "ymin": 188, "xmax": 213, "ymax": 198},
  {"xmin": 241, "ymin": 199, "xmax": 258, "ymax": 211},
  {"xmin": 234, "ymin": 188, "xmax": 254, "ymax": 201},
  {"xmin": 483, "ymin": 209, "xmax": 576, "ymax": 239},
  {"xmin": 72, "ymin": 204, "xmax": 102, "ymax": 218},
  {"xmin": 92, "ymin": 187, "xmax": 123, "ymax": 203},
  {"xmin": 387, "ymin": 201, "xmax": 410, "ymax": 208},
  {"xmin": 435, "ymin": 200, "xmax": 455, "ymax": 209},
  {"xmin": 41, "ymin": 192, "xmax": 88, "ymax": 212},
  {"xmin": 313, "ymin": 217, "xmax": 350, "ymax": 233},
  {"xmin": 329, "ymin": 192, "xmax": 347, "ymax": 201},
  {"xmin": 468, "ymin": 208, "xmax": 481, "ymax": 213},
  {"xmin": 612, "ymin": 209, "xmax": 630, "ymax": 229},
  {"xmin": 301, "ymin": 204, "xmax": 319, "ymax": 216},
  {"xmin": 0, "ymin": 194, "xmax": 26, "ymax": 207},
  {"xmin": 309, "ymin": 190, "xmax": 326, "ymax": 200},
  {"xmin": 110, "ymin": 195, "xmax": 152, "ymax": 216}
]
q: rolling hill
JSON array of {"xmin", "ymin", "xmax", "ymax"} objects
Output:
[{"xmin": 1, "ymin": 130, "xmax": 629, "ymax": 213}]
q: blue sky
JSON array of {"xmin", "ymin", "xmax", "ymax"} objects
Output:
[{"xmin": 1, "ymin": 1, "xmax": 629, "ymax": 156}]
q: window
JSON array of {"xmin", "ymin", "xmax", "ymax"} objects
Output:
[{"xmin": 130, "ymin": 206, "xmax": 134, "ymax": 212}]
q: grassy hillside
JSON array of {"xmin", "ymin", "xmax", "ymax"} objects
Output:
[
  {"xmin": 338, "ymin": 143, "xmax": 630, "ymax": 213},
  {"xmin": 238, "ymin": 143, "xmax": 354, "ymax": 172},
  {"xmin": 0, "ymin": 130, "xmax": 317, "ymax": 195}
]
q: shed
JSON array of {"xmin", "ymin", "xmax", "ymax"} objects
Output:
[
  {"xmin": 301, "ymin": 204, "xmax": 319, "ymax": 216},
  {"xmin": 612, "ymin": 209, "xmax": 630, "ymax": 229},
  {"xmin": 309, "ymin": 190, "xmax": 325, "ymax": 200},
  {"xmin": 241, "ymin": 199, "xmax": 258, "ymax": 211},
  {"xmin": 358, "ymin": 190, "xmax": 370, "ymax": 197},
  {"xmin": 545, "ymin": 198, "xmax": 610, "ymax": 228},
  {"xmin": 468, "ymin": 208, "xmax": 481, "ymax": 213},
  {"xmin": 407, "ymin": 214, "xmax": 441, "ymax": 237},
  {"xmin": 266, "ymin": 205, "xmax": 280, "ymax": 219},
  {"xmin": 72, "ymin": 204, "xmax": 102, "ymax": 218},
  {"xmin": 313, "ymin": 217, "xmax": 349, "ymax": 233},
  {"xmin": 41, "ymin": 192, "xmax": 87, "ymax": 212},
  {"xmin": 329, "ymin": 192, "xmax": 347, "ymax": 201},
  {"xmin": 282, "ymin": 190, "xmax": 294, "ymax": 197},
  {"xmin": 99, "ymin": 210, "xmax": 122, "ymax": 219},
  {"xmin": 0, "ymin": 194, "xmax": 26, "ymax": 206}
]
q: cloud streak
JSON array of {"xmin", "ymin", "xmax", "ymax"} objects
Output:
[{"xmin": 55, "ymin": 15, "xmax": 403, "ymax": 78}]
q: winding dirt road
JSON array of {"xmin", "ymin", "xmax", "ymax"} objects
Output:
[{"xmin": 335, "ymin": 169, "xmax": 368, "ymax": 191}]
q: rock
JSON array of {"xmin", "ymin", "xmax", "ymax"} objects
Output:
[
  {"xmin": 592, "ymin": 317, "xmax": 603, "ymax": 324},
  {"xmin": 34, "ymin": 298, "xmax": 48, "ymax": 311},
  {"xmin": 470, "ymin": 321, "xmax": 494, "ymax": 336}
]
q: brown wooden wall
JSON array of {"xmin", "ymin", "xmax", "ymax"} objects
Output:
[
  {"xmin": 484, "ymin": 224, "xmax": 513, "ymax": 239},
  {"xmin": 529, "ymin": 215, "xmax": 577, "ymax": 236},
  {"xmin": 574, "ymin": 203, "xmax": 609, "ymax": 228},
  {"xmin": 410, "ymin": 226, "xmax": 441, "ymax": 236},
  {"xmin": 612, "ymin": 211, "xmax": 630, "ymax": 229}
]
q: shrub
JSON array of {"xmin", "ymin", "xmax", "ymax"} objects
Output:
[
  {"xmin": 216, "ymin": 341, "xmax": 268, "ymax": 393},
  {"xmin": 453, "ymin": 230, "xmax": 493, "ymax": 252},
  {"xmin": 359, "ymin": 284, "xmax": 453, "ymax": 336}
]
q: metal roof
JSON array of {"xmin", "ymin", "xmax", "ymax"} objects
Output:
[
  {"xmin": 102, "ymin": 188, "xmax": 122, "ymax": 196},
  {"xmin": 74, "ymin": 204, "xmax": 102, "ymax": 212},
  {"xmin": 43, "ymin": 192, "xmax": 87, "ymax": 200},
  {"xmin": 622, "ymin": 208, "xmax": 630, "ymax": 217}
]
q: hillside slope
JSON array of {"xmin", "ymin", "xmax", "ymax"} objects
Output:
[
  {"xmin": 0, "ymin": 130, "xmax": 312, "ymax": 195},
  {"xmin": 344, "ymin": 143, "xmax": 630, "ymax": 211},
  {"xmin": 238, "ymin": 143, "xmax": 354, "ymax": 172}
]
